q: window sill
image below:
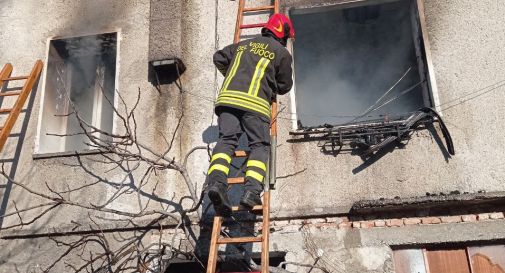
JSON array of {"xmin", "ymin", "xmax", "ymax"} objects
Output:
[{"xmin": 33, "ymin": 149, "xmax": 108, "ymax": 160}]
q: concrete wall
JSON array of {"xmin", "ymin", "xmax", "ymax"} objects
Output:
[{"xmin": 1, "ymin": 0, "xmax": 505, "ymax": 272}]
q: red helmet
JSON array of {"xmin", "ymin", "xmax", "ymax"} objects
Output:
[{"xmin": 262, "ymin": 13, "xmax": 295, "ymax": 40}]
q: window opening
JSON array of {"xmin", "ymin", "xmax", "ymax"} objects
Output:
[
  {"xmin": 290, "ymin": 0, "xmax": 431, "ymax": 128},
  {"xmin": 287, "ymin": 0, "xmax": 453, "ymax": 158},
  {"xmin": 37, "ymin": 33, "xmax": 117, "ymax": 154}
]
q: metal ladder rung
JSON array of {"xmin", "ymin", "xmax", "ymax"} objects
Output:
[
  {"xmin": 243, "ymin": 5, "xmax": 275, "ymax": 12},
  {"xmin": 218, "ymin": 236, "xmax": 262, "ymax": 244},
  {"xmin": 4, "ymin": 76, "xmax": 28, "ymax": 81},
  {"xmin": 0, "ymin": 91, "xmax": 21, "ymax": 97}
]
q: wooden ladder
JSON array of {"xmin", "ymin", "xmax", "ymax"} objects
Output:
[
  {"xmin": 206, "ymin": 2, "xmax": 280, "ymax": 273},
  {"xmin": 233, "ymin": 0, "xmax": 280, "ymax": 44},
  {"xmin": 0, "ymin": 60, "xmax": 44, "ymax": 153}
]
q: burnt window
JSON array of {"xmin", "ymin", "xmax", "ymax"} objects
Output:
[
  {"xmin": 290, "ymin": 0, "xmax": 437, "ymax": 128},
  {"xmin": 37, "ymin": 33, "xmax": 117, "ymax": 154}
]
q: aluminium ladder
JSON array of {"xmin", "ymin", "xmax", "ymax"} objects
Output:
[
  {"xmin": 206, "ymin": 1, "xmax": 280, "ymax": 273},
  {"xmin": 0, "ymin": 60, "xmax": 43, "ymax": 153}
]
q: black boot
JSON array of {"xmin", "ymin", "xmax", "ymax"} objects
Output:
[
  {"xmin": 239, "ymin": 190, "xmax": 262, "ymax": 209},
  {"xmin": 207, "ymin": 184, "xmax": 232, "ymax": 217}
]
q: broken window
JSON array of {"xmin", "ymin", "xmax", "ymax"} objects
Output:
[
  {"xmin": 37, "ymin": 33, "xmax": 117, "ymax": 154},
  {"xmin": 290, "ymin": 0, "xmax": 436, "ymax": 128}
]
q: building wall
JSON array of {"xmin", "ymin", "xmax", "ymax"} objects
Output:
[{"xmin": 0, "ymin": 0, "xmax": 504, "ymax": 272}]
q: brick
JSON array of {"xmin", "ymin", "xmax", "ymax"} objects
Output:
[
  {"xmin": 421, "ymin": 217, "xmax": 441, "ymax": 225},
  {"xmin": 360, "ymin": 221, "xmax": 375, "ymax": 229},
  {"xmin": 289, "ymin": 219, "xmax": 304, "ymax": 225},
  {"xmin": 440, "ymin": 216, "xmax": 462, "ymax": 223},
  {"xmin": 461, "ymin": 215, "xmax": 478, "ymax": 222},
  {"xmin": 274, "ymin": 220, "xmax": 290, "ymax": 227},
  {"xmin": 386, "ymin": 219, "xmax": 404, "ymax": 227},
  {"xmin": 280, "ymin": 225, "xmax": 300, "ymax": 233},
  {"xmin": 477, "ymin": 213, "xmax": 490, "ymax": 220},
  {"xmin": 374, "ymin": 220, "xmax": 386, "ymax": 227},
  {"xmin": 489, "ymin": 212, "xmax": 505, "ymax": 220},
  {"xmin": 326, "ymin": 217, "xmax": 347, "ymax": 224},
  {"xmin": 352, "ymin": 222, "xmax": 361, "ymax": 228},
  {"xmin": 316, "ymin": 223, "xmax": 338, "ymax": 230},
  {"xmin": 307, "ymin": 218, "xmax": 326, "ymax": 224},
  {"xmin": 338, "ymin": 222, "xmax": 352, "ymax": 229},
  {"xmin": 404, "ymin": 218, "xmax": 421, "ymax": 225}
]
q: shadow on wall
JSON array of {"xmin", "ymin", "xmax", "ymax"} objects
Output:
[
  {"xmin": 202, "ymin": 125, "xmax": 219, "ymax": 144},
  {"xmin": 0, "ymin": 75, "xmax": 41, "ymax": 228}
]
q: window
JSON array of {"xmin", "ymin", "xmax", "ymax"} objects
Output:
[
  {"xmin": 37, "ymin": 33, "xmax": 117, "ymax": 154},
  {"xmin": 290, "ymin": 0, "xmax": 437, "ymax": 128},
  {"xmin": 394, "ymin": 245, "xmax": 505, "ymax": 273}
]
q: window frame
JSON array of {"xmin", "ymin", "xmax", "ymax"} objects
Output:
[
  {"xmin": 34, "ymin": 30, "xmax": 121, "ymax": 158},
  {"xmin": 284, "ymin": 0, "xmax": 441, "ymax": 131}
]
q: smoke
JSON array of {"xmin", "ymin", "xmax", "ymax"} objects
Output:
[
  {"xmin": 291, "ymin": 0, "xmax": 425, "ymax": 127},
  {"xmin": 40, "ymin": 33, "xmax": 117, "ymax": 153}
]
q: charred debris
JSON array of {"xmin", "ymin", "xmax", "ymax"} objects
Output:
[{"xmin": 289, "ymin": 107, "xmax": 455, "ymax": 159}]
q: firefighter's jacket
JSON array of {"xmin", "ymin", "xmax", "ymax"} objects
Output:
[{"xmin": 213, "ymin": 36, "xmax": 293, "ymax": 119}]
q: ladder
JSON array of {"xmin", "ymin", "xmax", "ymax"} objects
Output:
[
  {"xmin": 0, "ymin": 60, "xmax": 44, "ymax": 153},
  {"xmin": 207, "ymin": 1, "xmax": 280, "ymax": 273}
]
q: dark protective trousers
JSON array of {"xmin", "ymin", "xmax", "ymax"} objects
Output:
[{"xmin": 207, "ymin": 107, "xmax": 270, "ymax": 195}]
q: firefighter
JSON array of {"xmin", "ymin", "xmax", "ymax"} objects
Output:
[{"xmin": 206, "ymin": 14, "xmax": 295, "ymax": 216}]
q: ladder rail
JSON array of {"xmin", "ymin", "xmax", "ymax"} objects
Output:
[
  {"xmin": 207, "ymin": 216, "xmax": 223, "ymax": 273},
  {"xmin": 0, "ymin": 60, "xmax": 43, "ymax": 152},
  {"xmin": 207, "ymin": 1, "xmax": 280, "ymax": 272},
  {"xmin": 0, "ymin": 64, "xmax": 14, "ymax": 89},
  {"xmin": 261, "ymin": 191, "xmax": 271, "ymax": 273}
]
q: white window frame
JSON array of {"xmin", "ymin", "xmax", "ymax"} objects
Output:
[
  {"xmin": 34, "ymin": 30, "xmax": 121, "ymax": 157},
  {"xmin": 284, "ymin": 0, "xmax": 441, "ymax": 131}
]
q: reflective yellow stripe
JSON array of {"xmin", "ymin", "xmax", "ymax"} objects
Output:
[
  {"xmin": 211, "ymin": 153, "xmax": 232, "ymax": 164},
  {"xmin": 251, "ymin": 58, "xmax": 270, "ymax": 97},
  {"xmin": 222, "ymin": 51, "xmax": 243, "ymax": 92},
  {"xmin": 220, "ymin": 90, "xmax": 270, "ymax": 109},
  {"xmin": 248, "ymin": 58, "xmax": 268, "ymax": 95},
  {"xmin": 217, "ymin": 97, "xmax": 271, "ymax": 118},
  {"xmin": 247, "ymin": 160, "xmax": 267, "ymax": 172},
  {"xmin": 218, "ymin": 93, "xmax": 270, "ymax": 113},
  {"xmin": 208, "ymin": 164, "xmax": 230, "ymax": 175},
  {"xmin": 246, "ymin": 170, "xmax": 264, "ymax": 183}
]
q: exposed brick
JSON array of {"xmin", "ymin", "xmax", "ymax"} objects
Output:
[
  {"xmin": 477, "ymin": 213, "xmax": 490, "ymax": 221},
  {"xmin": 462, "ymin": 215, "xmax": 478, "ymax": 222},
  {"xmin": 489, "ymin": 212, "xmax": 505, "ymax": 220},
  {"xmin": 307, "ymin": 218, "xmax": 326, "ymax": 224},
  {"xmin": 280, "ymin": 225, "xmax": 300, "ymax": 233},
  {"xmin": 289, "ymin": 219, "xmax": 304, "ymax": 225},
  {"xmin": 338, "ymin": 222, "xmax": 352, "ymax": 229},
  {"xmin": 404, "ymin": 218, "xmax": 421, "ymax": 225},
  {"xmin": 441, "ymin": 216, "xmax": 462, "ymax": 223},
  {"xmin": 374, "ymin": 220, "xmax": 386, "ymax": 227},
  {"xmin": 386, "ymin": 219, "xmax": 404, "ymax": 227},
  {"xmin": 421, "ymin": 217, "xmax": 441, "ymax": 225},
  {"xmin": 274, "ymin": 220, "xmax": 290, "ymax": 227},
  {"xmin": 360, "ymin": 221, "xmax": 375, "ymax": 229},
  {"xmin": 352, "ymin": 222, "xmax": 361, "ymax": 228},
  {"xmin": 326, "ymin": 217, "xmax": 347, "ymax": 224},
  {"xmin": 316, "ymin": 223, "xmax": 338, "ymax": 230}
]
